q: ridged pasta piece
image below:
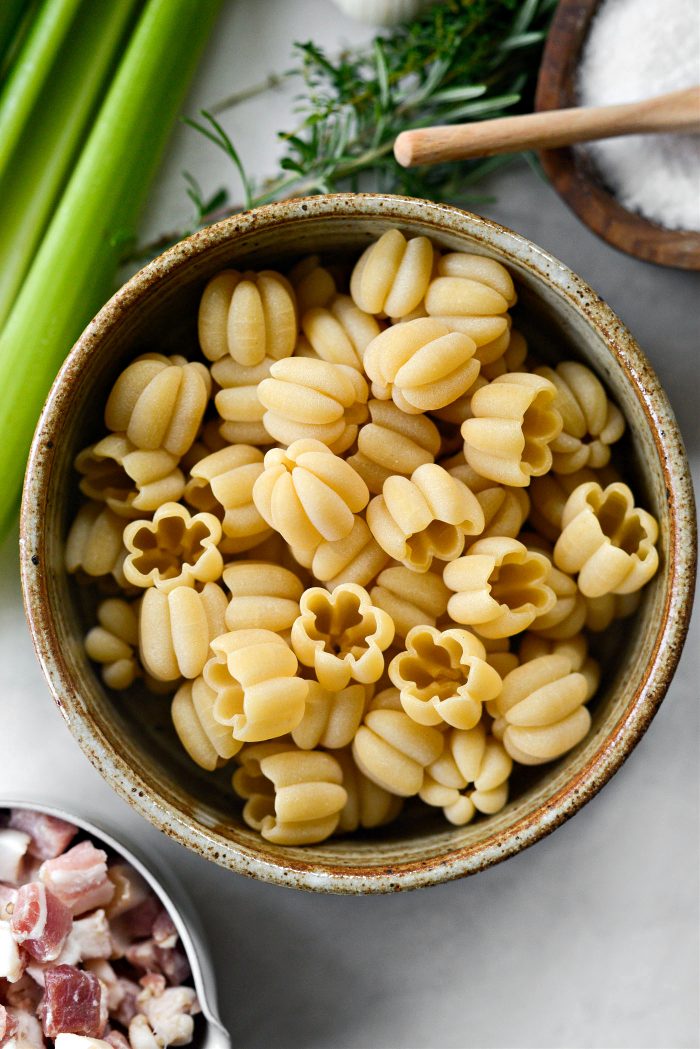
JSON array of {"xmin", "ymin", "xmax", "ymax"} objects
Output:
[
  {"xmin": 198, "ymin": 269, "xmax": 297, "ymax": 366},
  {"xmin": 444, "ymin": 536, "xmax": 557, "ymax": 638},
  {"xmin": 139, "ymin": 581, "xmax": 227, "ymax": 681},
  {"xmin": 389, "ymin": 625, "xmax": 502, "ymax": 729},
  {"xmin": 489, "ymin": 654, "xmax": 592, "ymax": 765},
  {"xmin": 347, "ymin": 399, "xmax": 441, "ymax": 494},
  {"xmin": 479, "ymin": 636, "xmax": 519, "ymax": 679},
  {"xmin": 75, "ymin": 435, "xmax": 185, "ymax": 518},
  {"xmin": 364, "ymin": 317, "xmax": 479, "ymax": 414},
  {"xmin": 334, "ymin": 748, "xmax": 403, "ymax": 833},
  {"xmin": 366, "ymin": 463, "xmax": 484, "ymax": 572},
  {"xmin": 466, "ymin": 484, "xmax": 530, "ymax": 547},
  {"xmin": 553, "ymin": 481, "xmax": 659, "ymax": 598},
  {"xmin": 370, "ymin": 563, "xmax": 451, "ymax": 639},
  {"xmin": 515, "ymin": 633, "xmax": 600, "ymax": 701},
  {"xmin": 65, "ymin": 502, "xmax": 126, "ymax": 580},
  {"xmin": 184, "ymin": 444, "xmax": 271, "ymax": 551},
  {"xmin": 211, "ymin": 356, "xmax": 273, "ymax": 446},
  {"xmin": 430, "ymin": 373, "xmax": 488, "ymax": 427},
  {"xmin": 233, "ymin": 744, "xmax": 347, "ymax": 844},
  {"xmin": 527, "ymin": 464, "xmax": 620, "ymax": 542},
  {"xmin": 171, "ymin": 676, "xmax": 242, "ymax": 771},
  {"xmin": 252, "ymin": 439, "xmax": 369, "ymax": 564},
  {"xmin": 427, "ymin": 251, "xmax": 516, "ymax": 313},
  {"xmin": 584, "ymin": 590, "xmax": 641, "ymax": 632},
  {"xmin": 350, "ymin": 229, "xmax": 435, "ymax": 317},
  {"xmin": 291, "ymin": 584, "xmax": 395, "ymax": 691},
  {"xmin": 123, "ymin": 502, "xmax": 223, "ymax": 592},
  {"xmin": 527, "ymin": 559, "xmax": 586, "ymax": 640},
  {"xmin": 104, "ymin": 354, "xmax": 211, "ymax": 457},
  {"xmin": 180, "ymin": 416, "xmax": 229, "ymax": 475},
  {"xmin": 461, "ymin": 372, "xmax": 562, "ymax": 487},
  {"xmin": 352, "ymin": 699, "xmax": 444, "ymax": 797},
  {"xmin": 257, "ymin": 357, "xmax": 369, "ymax": 453},
  {"xmin": 535, "ymin": 361, "xmax": 625, "ymax": 474},
  {"xmin": 222, "ymin": 562, "xmax": 304, "ymax": 633},
  {"xmin": 84, "ymin": 598, "xmax": 140, "ymax": 690},
  {"xmin": 311, "ymin": 516, "xmax": 389, "ymax": 590},
  {"xmin": 419, "ymin": 722, "xmax": 512, "ymax": 825},
  {"xmin": 301, "ymin": 294, "xmax": 382, "ymax": 371},
  {"xmin": 287, "ymin": 254, "xmax": 337, "ymax": 315},
  {"xmin": 291, "ymin": 680, "xmax": 368, "ymax": 750},
  {"xmin": 204, "ymin": 629, "xmax": 308, "ymax": 742},
  {"xmin": 480, "ymin": 328, "xmax": 529, "ymax": 382}
]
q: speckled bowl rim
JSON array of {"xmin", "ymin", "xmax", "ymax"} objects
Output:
[{"xmin": 20, "ymin": 193, "xmax": 697, "ymax": 893}]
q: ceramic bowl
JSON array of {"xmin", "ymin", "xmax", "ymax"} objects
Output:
[
  {"xmin": 1, "ymin": 798, "xmax": 230, "ymax": 1047},
  {"xmin": 20, "ymin": 193, "xmax": 696, "ymax": 893},
  {"xmin": 535, "ymin": 0, "xmax": 700, "ymax": 270}
]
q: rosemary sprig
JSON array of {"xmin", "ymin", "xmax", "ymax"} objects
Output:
[{"xmin": 126, "ymin": 0, "xmax": 554, "ymax": 264}]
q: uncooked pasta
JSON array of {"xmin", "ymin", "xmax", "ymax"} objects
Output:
[{"xmin": 65, "ymin": 231, "xmax": 661, "ymax": 846}]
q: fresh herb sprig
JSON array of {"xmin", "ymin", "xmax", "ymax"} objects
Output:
[{"xmin": 188, "ymin": 0, "xmax": 554, "ymax": 212}]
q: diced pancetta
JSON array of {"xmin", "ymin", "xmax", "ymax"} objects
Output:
[
  {"xmin": 3, "ymin": 972, "xmax": 42, "ymax": 1010},
  {"xmin": 112, "ymin": 895, "xmax": 162, "ymax": 944},
  {"xmin": 54, "ymin": 1036, "xmax": 112, "ymax": 1049},
  {"xmin": 8, "ymin": 813, "xmax": 78, "ymax": 862},
  {"xmin": 0, "ymin": 921, "xmax": 24, "ymax": 982},
  {"xmin": 128, "ymin": 1014, "xmax": 159, "ymax": 1049},
  {"xmin": 0, "ymin": 1002, "xmax": 18, "ymax": 1043},
  {"xmin": 138, "ymin": 986, "xmax": 200, "ymax": 1047},
  {"xmin": 125, "ymin": 939, "xmax": 190, "ymax": 986},
  {"xmin": 103, "ymin": 1030, "xmax": 130, "ymax": 1049},
  {"xmin": 5, "ymin": 1006, "xmax": 45, "ymax": 1048},
  {"xmin": 39, "ymin": 965, "xmax": 105, "ymax": 1038},
  {"xmin": 57, "ymin": 911, "xmax": 111, "ymax": 967},
  {"xmin": 0, "ymin": 886, "xmax": 17, "ymax": 923},
  {"xmin": 152, "ymin": 910, "xmax": 178, "ymax": 950},
  {"xmin": 11, "ymin": 883, "xmax": 72, "ymax": 963},
  {"xmin": 0, "ymin": 831, "xmax": 30, "ymax": 884},
  {"xmin": 39, "ymin": 844, "xmax": 114, "ymax": 917},
  {"xmin": 105, "ymin": 865, "xmax": 150, "ymax": 921}
]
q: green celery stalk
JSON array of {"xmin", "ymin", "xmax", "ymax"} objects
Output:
[
  {"xmin": 0, "ymin": 0, "xmax": 30, "ymax": 78},
  {"xmin": 0, "ymin": 0, "xmax": 143, "ymax": 328},
  {"xmin": 0, "ymin": 0, "xmax": 83, "ymax": 176},
  {"xmin": 0, "ymin": 0, "xmax": 222, "ymax": 537}
]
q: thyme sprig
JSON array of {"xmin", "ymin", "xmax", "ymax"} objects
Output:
[{"xmin": 127, "ymin": 0, "xmax": 554, "ymax": 263}]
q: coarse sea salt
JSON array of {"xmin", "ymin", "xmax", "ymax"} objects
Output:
[{"xmin": 577, "ymin": 0, "xmax": 700, "ymax": 231}]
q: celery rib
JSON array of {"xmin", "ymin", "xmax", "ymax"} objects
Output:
[
  {"xmin": 0, "ymin": 0, "xmax": 223, "ymax": 537},
  {"xmin": 0, "ymin": 0, "xmax": 83, "ymax": 177},
  {"xmin": 0, "ymin": 0, "xmax": 30, "ymax": 79},
  {"xmin": 0, "ymin": 0, "xmax": 143, "ymax": 329}
]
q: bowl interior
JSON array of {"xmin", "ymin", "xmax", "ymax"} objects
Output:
[
  {"xmin": 22, "ymin": 197, "xmax": 691, "ymax": 891},
  {"xmin": 535, "ymin": 0, "xmax": 700, "ymax": 270}
]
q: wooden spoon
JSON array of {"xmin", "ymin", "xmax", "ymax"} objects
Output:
[{"xmin": 394, "ymin": 85, "xmax": 700, "ymax": 167}]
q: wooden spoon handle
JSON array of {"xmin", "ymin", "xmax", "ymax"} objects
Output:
[{"xmin": 394, "ymin": 85, "xmax": 700, "ymax": 168}]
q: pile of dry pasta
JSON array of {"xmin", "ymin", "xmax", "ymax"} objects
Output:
[{"xmin": 65, "ymin": 230, "xmax": 660, "ymax": 845}]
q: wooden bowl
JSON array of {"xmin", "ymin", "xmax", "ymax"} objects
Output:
[
  {"xmin": 20, "ymin": 194, "xmax": 697, "ymax": 893},
  {"xmin": 535, "ymin": 0, "xmax": 700, "ymax": 270}
]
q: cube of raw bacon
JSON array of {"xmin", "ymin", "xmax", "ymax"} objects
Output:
[
  {"xmin": 9, "ymin": 812, "xmax": 78, "ymax": 861},
  {"xmin": 39, "ymin": 843, "xmax": 114, "ymax": 917},
  {"xmin": 138, "ymin": 985, "xmax": 200, "ymax": 1047},
  {"xmin": 3, "ymin": 971, "xmax": 43, "ymax": 1010},
  {"xmin": 3, "ymin": 1006, "xmax": 44, "ymax": 1048},
  {"xmin": 152, "ymin": 910, "xmax": 178, "ymax": 950},
  {"xmin": 0, "ymin": 1003, "xmax": 18, "ymax": 1043},
  {"xmin": 0, "ymin": 830, "xmax": 30, "ymax": 883},
  {"xmin": 57, "ymin": 911, "xmax": 111, "ymax": 967},
  {"xmin": 125, "ymin": 940, "xmax": 190, "ymax": 986},
  {"xmin": 0, "ymin": 885, "xmax": 17, "ymax": 923},
  {"xmin": 113, "ymin": 894, "xmax": 162, "ymax": 942},
  {"xmin": 39, "ymin": 965, "xmax": 106, "ymax": 1038},
  {"xmin": 104, "ymin": 1031, "xmax": 131, "ymax": 1049},
  {"xmin": 0, "ymin": 920, "xmax": 25, "ymax": 982},
  {"xmin": 105, "ymin": 864, "xmax": 150, "ymax": 921},
  {"xmin": 54, "ymin": 1036, "xmax": 113, "ymax": 1049},
  {"xmin": 11, "ymin": 883, "xmax": 72, "ymax": 963}
]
